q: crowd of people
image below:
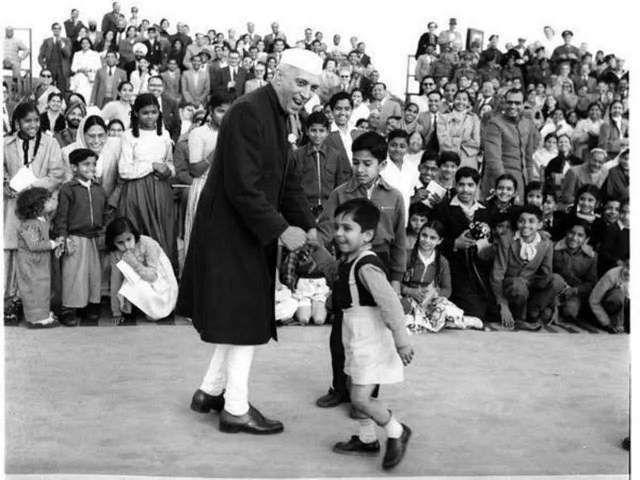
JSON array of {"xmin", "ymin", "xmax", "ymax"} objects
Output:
[{"xmin": 2, "ymin": 5, "xmax": 630, "ymax": 336}]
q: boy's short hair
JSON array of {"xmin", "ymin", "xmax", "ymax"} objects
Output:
[
  {"xmin": 334, "ymin": 198, "xmax": 380, "ymax": 235},
  {"xmin": 565, "ymin": 217, "xmax": 592, "ymax": 237},
  {"xmin": 409, "ymin": 202, "xmax": 431, "ymax": 218},
  {"xmin": 489, "ymin": 210, "xmax": 513, "ymax": 229},
  {"xmin": 351, "ymin": 131, "xmax": 387, "ymax": 161},
  {"xmin": 355, "ymin": 118, "xmax": 368, "ymax": 128},
  {"xmin": 420, "ymin": 150, "xmax": 438, "ymax": 164},
  {"xmin": 525, "ymin": 181, "xmax": 543, "ymax": 196},
  {"xmin": 543, "ymin": 190, "xmax": 557, "ymax": 202},
  {"xmin": 69, "ymin": 148, "xmax": 98, "ymax": 165},
  {"xmin": 495, "ymin": 173, "xmax": 518, "ymax": 189},
  {"xmin": 517, "ymin": 204, "xmax": 543, "ymax": 221},
  {"xmin": 576, "ymin": 184, "xmax": 601, "ymax": 204},
  {"xmin": 329, "ymin": 91, "xmax": 353, "ymax": 109},
  {"xmin": 48, "ymin": 92, "xmax": 63, "ymax": 102},
  {"xmin": 387, "ymin": 129, "xmax": 409, "ymax": 143},
  {"xmin": 455, "ymin": 166, "xmax": 480, "ymax": 184},
  {"xmin": 437, "ymin": 150, "xmax": 461, "ymax": 167},
  {"xmin": 543, "ymin": 133, "xmax": 557, "ymax": 143},
  {"xmin": 306, "ymin": 111, "xmax": 329, "ymax": 129}
]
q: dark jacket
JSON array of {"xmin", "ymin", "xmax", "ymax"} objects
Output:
[
  {"xmin": 177, "ymin": 84, "xmax": 314, "ymax": 345},
  {"xmin": 552, "ymin": 238, "xmax": 597, "ymax": 299},
  {"xmin": 290, "ymin": 142, "xmax": 351, "ymax": 215},
  {"xmin": 601, "ymin": 165, "xmax": 628, "ymax": 202},
  {"xmin": 598, "ymin": 223, "xmax": 629, "ymax": 276},
  {"xmin": 54, "ymin": 179, "xmax": 108, "ymax": 238},
  {"xmin": 160, "ymin": 94, "xmax": 181, "ymax": 144},
  {"xmin": 40, "ymin": 112, "xmax": 66, "ymax": 133}
]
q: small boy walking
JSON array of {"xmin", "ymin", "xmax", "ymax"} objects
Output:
[
  {"xmin": 312, "ymin": 198, "xmax": 414, "ymax": 470},
  {"xmin": 54, "ymin": 148, "xmax": 109, "ymax": 326}
]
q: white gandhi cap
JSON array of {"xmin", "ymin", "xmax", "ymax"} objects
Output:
[{"xmin": 279, "ymin": 48, "xmax": 323, "ymax": 76}]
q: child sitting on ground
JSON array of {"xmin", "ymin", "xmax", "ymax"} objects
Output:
[
  {"xmin": 590, "ymin": 197, "xmax": 621, "ymax": 250},
  {"xmin": 54, "ymin": 148, "xmax": 109, "ymax": 326},
  {"xmin": 589, "ymin": 260, "xmax": 629, "ymax": 333},
  {"xmin": 310, "ymin": 198, "xmax": 414, "ymax": 470},
  {"xmin": 491, "ymin": 205, "xmax": 555, "ymax": 331},
  {"xmin": 15, "ymin": 187, "xmax": 64, "ymax": 328},
  {"xmin": 401, "ymin": 220, "xmax": 479, "ymax": 331},
  {"xmin": 106, "ymin": 217, "xmax": 178, "ymax": 324},
  {"xmin": 552, "ymin": 218, "xmax": 598, "ymax": 324}
]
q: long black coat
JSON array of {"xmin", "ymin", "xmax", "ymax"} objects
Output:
[{"xmin": 177, "ymin": 84, "xmax": 314, "ymax": 345}]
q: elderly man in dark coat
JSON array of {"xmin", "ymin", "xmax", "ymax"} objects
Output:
[
  {"xmin": 177, "ymin": 49, "xmax": 321, "ymax": 435},
  {"xmin": 481, "ymin": 88, "xmax": 540, "ymax": 202}
]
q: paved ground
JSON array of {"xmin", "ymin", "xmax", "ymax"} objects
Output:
[{"xmin": 5, "ymin": 325, "xmax": 629, "ymax": 478}]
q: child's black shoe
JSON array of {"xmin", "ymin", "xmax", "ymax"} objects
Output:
[
  {"xmin": 59, "ymin": 308, "xmax": 78, "ymax": 327},
  {"xmin": 382, "ymin": 424, "xmax": 412, "ymax": 469},
  {"xmin": 333, "ymin": 435, "xmax": 380, "ymax": 456}
]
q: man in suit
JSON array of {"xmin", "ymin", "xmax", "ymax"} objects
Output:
[
  {"xmin": 263, "ymin": 22, "xmax": 287, "ymax": 53},
  {"xmin": 181, "ymin": 54, "xmax": 210, "ymax": 108},
  {"xmin": 148, "ymin": 75, "xmax": 182, "ymax": 143},
  {"xmin": 482, "ymin": 89, "xmax": 540, "ymax": 202},
  {"xmin": 161, "ymin": 58, "xmax": 182, "ymax": 104},
  {"xmin": 101, "ymin": 1, "xmax": 121, "ymax": 35},
  {"xmin": 210, "ymin": 50, "xmax": 246, "ymax": 103},
  {"xmin": 572, "ymin": 62, "xmax": 598, "ymax": 93},
  {"xmin": 64, "ymin": 9, "xmax": 86, "ymax": 40},
  {"xmin": 368, "ymin": 82, "xmax": 402, "ymax": 129},
  {"xmin": 243, "ymin": 61, "xmax": 267, "ymax": 94},
  {"xmin": 90, "ymin": 51, "xmax": 127, "ymax": 108},
  {"xmin": 356, "ymin": 42, "xmax": 371, "ymax": 68},
  {"xmin": 474, "ymin": 81, "xmax": 499, "ymax": 115},
  {"xmin": 37, "ymin": 23, "xmax": 72, "ymax": 91},
  {"xmin": 417, "ymin": 89, "xmax": 445, "ymax": 155},
  {"xmin": 144, "ymin": 27, "xmax": 165, "ymax": 70}
]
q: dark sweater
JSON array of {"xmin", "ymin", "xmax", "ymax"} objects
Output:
[{"xmin": 54, "ymin": 178, "xmax": 108, "ymax": 238}]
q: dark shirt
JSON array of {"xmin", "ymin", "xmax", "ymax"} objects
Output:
[{"xmin": 54, "ymin": 179, "xmax": 109, "ymax": 238}]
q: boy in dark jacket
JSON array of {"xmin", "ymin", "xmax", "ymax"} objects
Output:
[
  {"xmin": 552, "ymin": 218, "xmax": 598, "ymax": 323},
  {"xmin": 491, "ymin": 205, "xmax": 555, "ymax": 330},
  {"xmin": 291, "ymin": 111, "xmax": 352, "ymax": 220},
  {"xmin": 54, "ymin": 148, "xmax": 109, "ymax": 326}
]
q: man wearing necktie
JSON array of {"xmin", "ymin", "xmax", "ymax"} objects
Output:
[
  {"xmin": 211, "ymin": 49, "xmax": 246, "ymax": 103},
  {"xmin": 37, "ymin": 23, "xmax": 72, "ymax": 91},
  {"xmin": 90, "ymin": 51, "xmax": 127, "ymax": 108}
]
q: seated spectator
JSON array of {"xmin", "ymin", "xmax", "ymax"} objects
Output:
[
  {"xmin": 349, "ymin": 89, "xmax": 370, "ymax": 128},
  {"xmin": 589, "ymin": 260, "xmax": 629, "ymax": 333},
  {"xmin": 553, "ymin": 218, "xmax": 598, "ymax": 324},
  {"xmin": 291, "ymin": 111, "xmax": 351, "ymax": 221},
  {"xmin": 544, "ymin": 134, "xmax": 582, "ymax": 197},
  {"xmin": 31, "ymin": 69, "xmax": 62, "ymax": 114},
  {"xmin": 540, "ymin": 188, "xmax": 566, "ymax": 241},
  {"xmin": 559, "ymin": 148, "xmax": 608, "ymax": 209},
  {"xmin": 160, "ymin": 58, "xmax": 182, "ymax": 104},
  {"xmin": 102, "ymin": 80, "xmax": 134, "ymax": 130},
  {"xmin": 598, "ymin": 100, "xmax": 628, "ymax": 158},
  {"xmin": 54, "ymin": 101, "xmax": 86, "ymax": 148},
  {"xmin": 368, "ymin": 82, "xmax": 402, "ymax": 130},
  {"xmin": 405, "ymin": 131, "xmax": 424, "ymax": 166},
  {"xmin": 39, "ymin": 92, "xmax": 66, "ymax": 134},
  {"xmin": 597, "ymin": 199, "xmax": 629, "ymax": 276},
  {"xmin": 557, "ymin": 81, "xmax": 578, "ymax": 111},
  {"xmin": 539, "ymin": 108, "xmax": 574, "ymax": 140},
  {"xmin": 531, "ymin": 133, "xmax": 557, "ymax": 181},
  {"xmin": 436, "ymin": 90, "xmax": 481, "ymax": 169},
  {"xmin": 437, "ymin": 167, "xmax": 492, "ymax": 319},
  {"xmin": 405, "ymin": 202, "xmax": 430, "ymax": 250},
  {"xmin": 491, "ymin": 205, "xmax": 555, "ymax": 330},
  {"xmin": 485, "ymin": 173, "xmax": 518, "ymax": 220},
  {"xmin": 572, "ymin": 102, "xmax": 604, "ymax": 161},
  {"xmin": 399, "ymin": 103, "xmax": 424, "ymax": 136},
  {"xmin": 415, "ymin": 44, "xmax": 437, "ymax": 83},
  {"xmin": 601, "ymin": 148, "xmax": 629, "ymax": 201},
  {"xmin": 107, "ymin": 118, "xmax": 125, "ymax": 137},
  {"xmin": 130, "ymin": 57, "xmax": 152, "ymax": 96}
]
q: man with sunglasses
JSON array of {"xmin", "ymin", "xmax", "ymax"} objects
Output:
[{"xmin": 481, "ymin": 88, "xmax": 540, "ymax": 201}]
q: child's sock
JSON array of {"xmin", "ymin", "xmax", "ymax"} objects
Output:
[
  {"xmin": 384, "ymin": 413, "xmax": 403, "ymax": 439},
  {"xmin": 358, "ymin": 418, "xmax": 377, "ymax": 443}
]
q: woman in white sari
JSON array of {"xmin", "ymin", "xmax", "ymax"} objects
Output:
[{"xmin": 70, "ymin": 37, "xmax": 102, "ymax": 106}]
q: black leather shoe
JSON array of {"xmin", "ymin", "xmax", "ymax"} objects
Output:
[
  {"xmin": 190, "ymin": 389, "xmax": 225, "ymax": 413},
  {"xmin": 333, "ymin": 435, "xmax": 380, "ymax": 456},
  {"xmin": 59, "ymin": 308, "xmax": 78, "ymax": 327},
  {"xmin": 316, "ymin": 388, "xmax": 349, "ymax": 408},
  {"xmin": 219, "ymin": 406, "xmax": 284, "ymax": 434},
  {"xmin": 382, "ymin": 424, "xmax": 412, "ymax": 470}
]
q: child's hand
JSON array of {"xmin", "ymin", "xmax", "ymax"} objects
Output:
[
  {"xmin": 4, "ymin": 183, "xmax": 17, "ymax": 198},
  {"xmin": 500, "ymin": 305, "xmax": 515, "ymax": 330},
  {"xmin": 397, "ymin": 345, "xmax": 414, "ymax": 366},
  {"xmin": 122, "ymin": 250, "xmax": 139, "ymax": 267},
  {"xmin": 454, "ymin": 230, "xmax": 476, "ymax": 250},
  {"xmin": 152, "ymin": 162, "xmax": 170, "ymax": 178},
  {"xmin": 409, "ymin": 287, "xmax": 426, "ymax": 303}
]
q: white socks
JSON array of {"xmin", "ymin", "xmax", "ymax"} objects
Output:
[
  {"xmin": 358, "ymin": 418, "xmax": 377, "ymax": 443},
  {"xmin": 384, "ymin": 415, "xmax": 403, "ymax": 439}
]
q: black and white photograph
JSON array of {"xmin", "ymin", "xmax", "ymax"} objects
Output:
[{"xmin": 1, "ymin": 0, "xmax": 633, "ymax": 478}]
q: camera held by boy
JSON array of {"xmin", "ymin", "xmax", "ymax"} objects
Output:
[{"xmin": 310, "ymin": 198, "xmax": 414, "ymax": 470}]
